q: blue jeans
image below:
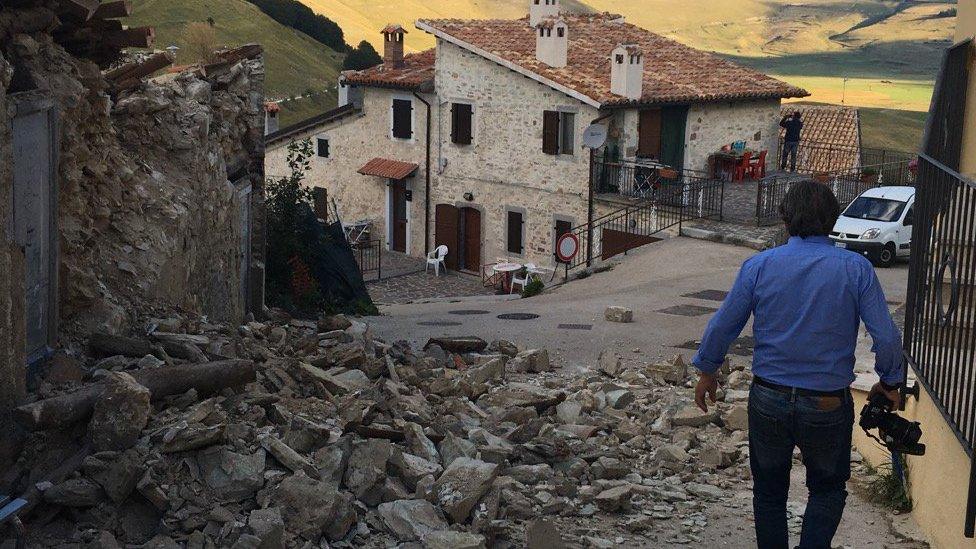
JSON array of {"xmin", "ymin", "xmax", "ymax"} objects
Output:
[
  {"xmin": 781, "ymin": 141, "xmax": 799, "ymax": 171},
  {"xmin": 749, "ymin": 382, "xmax": 854, "ymax": 549}
]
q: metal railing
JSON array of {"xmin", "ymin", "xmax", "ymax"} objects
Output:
[
  {"xmin": 756, "ymin": 160, "xmax": 917, "ymax": 226},
  {"xmin": 904, "ymin": 154, "xmax": 976, "ymax": 458},
  {"xmin": 776, "ymin": 138, "xmax": 916, "ymax": 182},
  {"xmin": 591, "ymin": 156, "xmax": 713, "ymax": 200},
  {"xmin": 354, "ymin": 239, "xmax": 382, "ymax": 280},
  {"xmin": 564, "ymin": 178, "xmax": 724, "ymax": 273}
]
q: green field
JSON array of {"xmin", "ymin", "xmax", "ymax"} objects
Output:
[
  {"xmin": 858, "ymin": 107, "xmax": 928, "ymax": 153},
  {"xmin": 129, "ymin": 0, "xmax": 343, "ymax": 99}
]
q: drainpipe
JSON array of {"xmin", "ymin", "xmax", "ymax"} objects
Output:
[
  {"xmin": 587, "ymin": 111, "xmax": 614, "ymax": 267},
  {"xmin": 414, "ymin": 91, "xmax": 433, "ymax": 255}
]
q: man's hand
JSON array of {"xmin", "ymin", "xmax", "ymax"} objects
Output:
[
  {"xmin": 868, "ymin": 382, "xmax": 902, "ymax": 409},
  {"xmin": 695, "ymin": 372, "xmax": 719, "ymax": 412}
]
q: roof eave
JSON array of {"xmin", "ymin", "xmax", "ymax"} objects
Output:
[
  {"xmin": 415, "ymin": 20, "xmax": 602, "ymax": 109},
  {"xmin": 599, "ymin": 89, "xmax": 810, "ymax": 109}
]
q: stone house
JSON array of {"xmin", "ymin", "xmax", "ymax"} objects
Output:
[{"xmin": 265, "ymin": 1, "xmax": 806, "ymax": 271}]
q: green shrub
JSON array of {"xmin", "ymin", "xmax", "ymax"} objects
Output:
[{"xmin": 521, "ymin": 278, "xmax": 544, "ymax": 298}]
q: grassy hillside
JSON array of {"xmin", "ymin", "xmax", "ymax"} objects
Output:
[{"xmin": 129, "ymin": 0, "xmax": 343, "ymax": 101}]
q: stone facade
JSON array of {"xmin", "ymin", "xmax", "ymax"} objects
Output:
[
  {"xmin": 266, "ymin": 41, "xmax": 783, "ymax": 271},
  {"xmin": 684, "ymin": 99, "xmax": 781, "ymax": 173},
  {"xmin": 265, "ymin": 88, "xmax": 433, "ymax": 259}
]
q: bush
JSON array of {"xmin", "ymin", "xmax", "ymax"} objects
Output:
[
  {"xmin": 521, "ymin": 278, "xmax": 545, "ymax": 298},
  {"xmin": 183, "ymin": 22, "xmax": 219, "ymax": 64}
]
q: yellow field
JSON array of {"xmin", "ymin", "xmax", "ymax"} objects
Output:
[{"xmin": 303, "ymin": 0, "xmax": 952, "ymax": 112}]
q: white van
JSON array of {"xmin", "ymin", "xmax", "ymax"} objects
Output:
[{"xmin": 830, "ymin": 186, "xmax": 915, "ymax": 267}]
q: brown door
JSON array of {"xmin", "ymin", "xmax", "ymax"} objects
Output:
[
  {"xmin": 638, "ymin": 109, "xmax": 662, "ymax": 159},
  {"xmin": 460, "ymin": 207, "xmax": 481, "ymax": 272},
  {"xmin": 435, "ymin": 203, "xmax": 460, "ymax": 271},
  {"xmin": 390, "ymin": 179, "xmax": 408, "ymax": 253},
  {"xmin": 554, "ymin": 219, "xmax": 572, "ymax": 263}
]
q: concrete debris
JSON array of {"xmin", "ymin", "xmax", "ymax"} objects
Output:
[
  {"xmin": 8, "ymin": 309, "xmax": 765, "ymax": 547},
  {"xmin": 604, "ymin": 306, "xmax": 634, "ymax": 323}
]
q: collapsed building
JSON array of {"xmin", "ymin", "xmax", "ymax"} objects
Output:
[{"xmin": 0, "ymin": 1, "xmax": 267, "ymax": 412}]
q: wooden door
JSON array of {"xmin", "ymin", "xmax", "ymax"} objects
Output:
[
  {"xmin": 660, "ymin": 106, "xmax": 688, "ymax": 171},
  {"xmin": 12, "ymin": 99, "xmax": 58, "ymax": 366},
  {"xmin": 390, "ymin": 179, "xmax": 408, "ymax": 253},
  {"xmin": 435, "ymin": 204, "xmax": 460, "ymax": 271},
  {"xmin": 554, "ymin": 219, "xmax": 572, "ymax": 262},
  {"xmin": 637, "ymin": 109, "xmax": 662, "ymax": 159},
  {"xmin": 461, "ymin": 207, "xmax": 481, "ymax": 272}
]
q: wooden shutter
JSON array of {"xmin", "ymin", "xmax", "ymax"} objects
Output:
[
  {"xmin": 435, "ymin": 204, "xmax": 460, "ymax": 271},
  {"xmin": 451, "ymin": 103, "xmax": 473, "ymax": 145},
  {"xmin": 542, "ymin": 110, "xmax": 560, "ymax": 155},
  {"xmin": 392, "ymin": 99, "xmax": 413, "ymax": 139},
  {"xmin": 637, "ymin": 109, "xmax": 662, "ymax": 158},
  {"xmin": 507, "ymin": 210, "xmax": 524, "ymax": 254},
  {"xmin": 316, "ymin": 138, "xmax": 329, "ymax": 158},
  {"xmin": 554, "ymin": 219, "xmax": 572, "ymax": 262}
]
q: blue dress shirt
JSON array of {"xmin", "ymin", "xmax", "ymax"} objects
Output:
[{"xmin": 692, "ymin": 236, "xmax": 904, "ymax": 391}]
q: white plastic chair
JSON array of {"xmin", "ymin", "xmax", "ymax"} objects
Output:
[
  {"xmin": 510, "ymin": 263, "xmax": 532, "ymax": 294},
  {"xmin": 426, "ymin": 245, "xmax": 448, "ymax": 276}
]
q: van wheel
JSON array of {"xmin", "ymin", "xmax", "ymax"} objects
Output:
[{"xmin": 876, "ymin": 243, "xmax": 896, "ymax": 268}]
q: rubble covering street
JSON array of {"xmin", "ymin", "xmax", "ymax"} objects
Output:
[{"xmin": 2, "ymin": 310, "xmax": 907, "ymax": 548}]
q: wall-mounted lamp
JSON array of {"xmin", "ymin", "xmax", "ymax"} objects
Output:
[{"xmin": 463, "ymin": 192, "xmax": 474, "ymax": 202}]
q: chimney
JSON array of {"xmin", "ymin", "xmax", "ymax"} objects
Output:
[
  {"xmin": 529, "ymin": 0, "xmax": 560, "ymax": 27},
  {"xmin": 610, "ymin": 44, "xmax": 643, "ymax": 100},
  {"xmin": 264, "ymin": 101, "xmax": 280, "ymax": 135},
  {"xmin": 535, "ymin": 18, "xmax": 568, "ymax": 68},
  {"xmin": 381, "ymin": 24, "xmax": 406, "ymax": 68}
]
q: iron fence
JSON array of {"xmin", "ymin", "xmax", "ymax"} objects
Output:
[
  {"xmin": 756, "ymin": 160, "xmax": 916, "ymax": 226},
  {"xmin": 904, "ymin": 153, "xmax": 976, "ymax": 458},
  {"xmin": 776, "ymin": 138, "xmax": 916, "ymax": 182},
  {"xmin": 591, "ymin": 156, "xmax": 713, "ymax": 200},
  {"xmin": 354, "ymin": 239, "xmax": 382, "ymax": 280},
  {"xmin": 565, "ymin": 178, "xmax": 724, "ymax": 273}
]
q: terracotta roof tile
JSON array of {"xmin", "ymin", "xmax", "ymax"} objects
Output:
[
  {"xmin": 343, "ymin": 49, "xmax": 435, "ymax": 90},
  {"xmin": 780, "ymin": 105, "xmax": 861, "ymax": 172},
  {"xmin": 358, "ymin": 157, "xmax": 419, "ymax": 180},
  {"xmin": 417, "ymin": 13, "xmax": 808, "ymax": 106}
]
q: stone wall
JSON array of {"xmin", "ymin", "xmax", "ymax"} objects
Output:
[
  {"xmin": 265, "ymin": 88, "xmax": 432, "ymax": 258},
  {"xmin": 1, "ymin": 29, "xmax": 265, "ymax": 339},
  {"xmin": 430, "ymin": 40, "xmax": 598, "ymax": 267},
  {"xmin": 0, "ymin": 51, "xmax": 27, "ymax": 410},
  {"xmin": 685, "ymin": 99, "xmax": 781, "ymax": 173}
]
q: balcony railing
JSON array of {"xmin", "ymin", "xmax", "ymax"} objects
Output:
[{"xmin": 591, "ymin": 156, "xmax": 713, "ymax": 200}]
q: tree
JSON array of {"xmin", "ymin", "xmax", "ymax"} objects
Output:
[
  {"xmin": 184, "ymin": 22, "xmax": 219, "ymax": 64},
  {"xmin": 342, "ymin": 41, "xmax": 382, "ymax": 71}
]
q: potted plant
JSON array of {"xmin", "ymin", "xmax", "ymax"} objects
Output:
[{"xmin": 861, "ymin": 166, "xmax": 879, "ymax": 185}]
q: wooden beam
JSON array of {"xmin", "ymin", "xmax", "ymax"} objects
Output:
[
  {"xmin": 92, "ymin": 0, "xmax": 131, "ymax": 19},
  {"xmin": 215, "ymin": 43, "xmax": 263, "ymax": 62},
  {"xmin": 104, "ymin": 51, "xmax": 173, "ymax": 83},
  {"xmin": 104, "ymin": 25, "xmax": 153, "ymax": 48},
  {"xmin": 57, "ymin": 0, "xmax": 100, "ymax": 22}
]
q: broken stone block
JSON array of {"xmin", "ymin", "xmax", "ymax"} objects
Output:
[
  {"xmin": 686, "ymin": 482, "xmax": 724, "ymax": 500},
  {"xmin": 604, "ymin": 306, "xmax": 633, "ymax": 323},
  {"xmin": 555, "ymin": 400, "xmax": 582, "ymax": 424},
  {"xmin": 404, "ymin": 422, "xmax": 440, "ymax": 463},
  {"xmin": 425, "ymin": 530, "xmax": 487, "ymax": 549},
  {"xmin": 248, "ymin": 507, "xmax": 284, "ymax": 549},
  {"xmin": 261, "ymin": 435, "xmax": 316, "ymax": 476},
  {"xmin": 343, "ymin": 438, "xmax": 393, "ymax": 505},
  {"xmin": 389, "ymin": 451, "xmax": 443, "ymax": 491},
  {"xmin": 44, "ymin": 478, "xmax": 103, "ymax": 507},
  {"xmin": 198, "ymin": 447, "xmax": 266, "ymax": 502},
  {"xmin": 594, "ymin": 484, "xmax": 632, "ymax": 512},
  {"xmin": 425, "ymin": 337, "xmax": 488, "ymax": 354},
  {"xmin": 89, "ymin": 372, "xmax": 151, "ymax": 452},
  {"xmin": 432, "ymin": 457, "xmax": 499, "ymax": 523},
  {"xmin": 160, "ymin": 422, "xmax": 225, "ymax": 453},
  {"xmin": 507, "ymin": 464, "xmax": 554, "ymax": 486},
  {"xmin": 489, "ymin": 339, "xmax": 519, "ymax": 358},
  {"xmin": 723, "ymin": 403, "xmax": 749, "ymax": 431},
  {"xmin": 526, "ymin": 518, "xmax": 567, "ymax": 549},
  {"xmin": 597, "ymin": 349, "xmax": 622, "ymax": 377},
  {"xmin": 671, "ymin": 405, "xmax": 719, "ymax": 427},
  {"xmin": 377, "ymin": 499, "xmax": 448, "ymax": 542},
  {"xmin": 438, "ymin": 432, "xmax": 476, "ymax": 468},
  {"xmin": 509, "ymin": 349, "xmax": 551, "ymax": 373},
  {"xmin": 274, "ymin": 472, "xmax": 351, "ymax": 541},
  {"xmin": 591, "ymin": 456, "xmax": 628, "ymax": 480},
  {"xmin": 605, "ymin": 389, "xmax": 635, "ymax": 409},
  {"xmin": 647, "ymin": 354, "xmax": 688, "ymax": 384},
  {"xmin": 656, "ymin": 444, "xmax": 691, "ymax": 463},
  {"xmin": 465, "ymin": 357, "xmax": 505, "ymax": 385},
  {"xmin": 82, "ymin": 449, "xmax": 144, "ymax": 503}
]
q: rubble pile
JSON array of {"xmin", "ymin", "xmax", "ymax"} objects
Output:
[{"xmin": 5, "ymin": 312, "xmax": 757, "ymax": 547}]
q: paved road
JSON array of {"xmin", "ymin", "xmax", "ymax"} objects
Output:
[{"xmin": 370, "ymin": 237, "xmax": 909, "ymax": 376}]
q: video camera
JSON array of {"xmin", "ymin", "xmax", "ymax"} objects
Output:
[{"xmin": 859, "ymin": 393, "xmax": 926, "ymax": 456}]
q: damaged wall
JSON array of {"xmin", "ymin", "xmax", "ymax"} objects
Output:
[{"xmin": 1, "ymin": 24, "xmax": 265, "ymax": 339}]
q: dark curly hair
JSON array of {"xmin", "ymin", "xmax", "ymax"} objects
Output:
[{"xmin": 778, "ymin": 180, "xmax": 841, "ymax": 237}]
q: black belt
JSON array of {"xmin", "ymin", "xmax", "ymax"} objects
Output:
[{"xmin": 754, "ymin": 377, "xmax": 847, "ymax": 398}]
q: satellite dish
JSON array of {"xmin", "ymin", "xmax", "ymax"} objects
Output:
[{"xmin": 582, "ymin": 124, "xmax": 608, "ymax": 149}]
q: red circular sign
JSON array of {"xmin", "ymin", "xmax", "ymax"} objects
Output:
[{"xmin": 556, "ymin": 233, "xmax": 580, "ymax": 262}]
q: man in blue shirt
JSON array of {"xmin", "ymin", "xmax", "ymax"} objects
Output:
[{"xmin": 692, "ymin": 181, "xmax": 904, "ymax": 549}]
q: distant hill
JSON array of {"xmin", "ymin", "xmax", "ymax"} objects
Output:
[
  {"xmin": 128, "ymin": 0, "xmax": 344, "ymax": 101},
  {"xmin": 298, "ymin": 0, "xmax": 953, "ymax": 113}
]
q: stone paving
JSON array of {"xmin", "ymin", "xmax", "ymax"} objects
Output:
[
  {"xmin": 366, "ymin": 269, "xmax": 499, "ymax": 305},
  {"xmin": 357, "ymin": 250, "xmax": 424, "ymax": 282}
]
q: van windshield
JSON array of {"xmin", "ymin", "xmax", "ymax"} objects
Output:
[{"xmin": 842, "ymin": 196, "xmax": 907, "ymax": 223}]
